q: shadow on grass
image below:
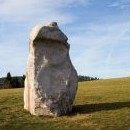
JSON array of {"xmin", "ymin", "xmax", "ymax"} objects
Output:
[{"xmin": 71, "ymin": 102, "xmax": 130, "ymax": 115}]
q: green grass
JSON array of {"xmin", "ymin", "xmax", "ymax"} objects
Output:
[{"xmin": 0, "ymin": 77, "xmax": 130, "ymax": 130}]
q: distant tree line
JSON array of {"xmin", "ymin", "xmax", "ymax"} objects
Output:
[
  {"xmin": 0, "ymin": 72, "xmax": 25, "ymax": 89},
  {"xmin": 0, "ymin": 72, "xmax": 99, "ymax": 89},
  {"xmin": 78, "ymin": 75, "xmax": 99, "ymax": 82}
]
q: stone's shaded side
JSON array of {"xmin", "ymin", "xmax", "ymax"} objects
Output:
[{"xmin": 24, "ymin": 22, "xmax": 78, "ymax": 116}]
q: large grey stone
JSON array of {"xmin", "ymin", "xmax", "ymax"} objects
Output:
[{"xmin": 24, "ymin": 22, "xmax": 78, "ymax": 116}]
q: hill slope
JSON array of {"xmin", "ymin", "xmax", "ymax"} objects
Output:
[{"xmin": 0, "ymin": 77, "xmax": 130, "ymax": 130}]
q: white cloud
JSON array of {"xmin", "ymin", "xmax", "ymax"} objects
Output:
[
  {"xmin": 69, "ymin": 21, "xmax": 130, "ymax": 78},
  {"xmin": 0, "ymin": 0, "xmax": 89, "ymax": 24},
  {"xmin": 109, "ymin": 0, "xmax": 130, "ymax": 9}
]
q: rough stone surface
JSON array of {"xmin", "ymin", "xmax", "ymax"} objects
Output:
[{"xmin": 24, "ymin": 22, "xmax": 78, "ymax": 116}]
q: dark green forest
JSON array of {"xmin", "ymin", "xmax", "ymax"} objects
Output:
[
  {"xmin": 0, "ymin": 72, "xmax": 25, "ymax": 89},
  {"xmin": 0, "ymin": 72, "xmax": 99, "ymax": 89}
]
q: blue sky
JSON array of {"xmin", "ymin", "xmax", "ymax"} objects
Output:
[{"xmin": 0, "ymin": 0, "xmax": 130, "ymax": 79}]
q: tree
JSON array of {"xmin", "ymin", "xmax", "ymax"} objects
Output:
[
  {"xmin": 4, "ymin": 72, "xmax": 13, "ymax": 88},
  {"xmin": 12, "ymin": 77, "xmax": 20, "ymax": 88},
  {"xmin": 78, "ymin": 75, "xmax": 99, "ymax": 82},
  {"xmin": 7, "ymin": 72, "xmax": 12, "ymax": 81},
  {"xmin": 21, "ymin": 74, "xmax": 26, "ymax": 87}
]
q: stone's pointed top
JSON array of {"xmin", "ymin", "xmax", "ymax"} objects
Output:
[
  {"xmin": 30, "ymin": 22, "xmax": 68, "ymax": 45},
  {"xmin": 44, "ymin": 22, "xmax": 59, "ymax": 29},
  {"xmin": 48, "ymin": 22, "xmax": 58, "ymax": 27}
]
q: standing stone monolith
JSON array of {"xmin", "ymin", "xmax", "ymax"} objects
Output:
[{"xmin": 24, "ymin": 22, "xmax": 78, "ymax": 116}]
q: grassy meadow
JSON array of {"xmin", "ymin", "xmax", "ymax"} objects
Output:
[{"xmin": 0, "ymin": 77, "xmax": 130, "ymax": 130}]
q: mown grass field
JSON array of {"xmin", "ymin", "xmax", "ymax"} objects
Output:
[{"xmin": 0, "ymin": 77, "xmax": 130, "ymax": 130}]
